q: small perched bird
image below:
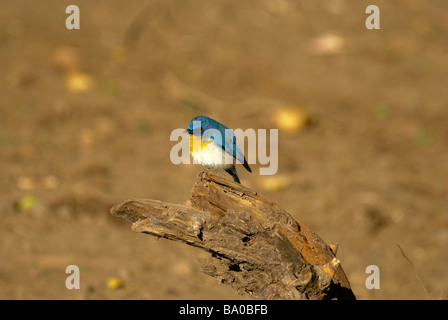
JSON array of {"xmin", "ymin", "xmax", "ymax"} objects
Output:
[{"xmin": 186, "ymin": 115, "xmax": 251, "ymax": 183}]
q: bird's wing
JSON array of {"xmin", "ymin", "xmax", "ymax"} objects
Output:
[
  {"xmin": 200, "ymin": 119, "xmax": 246, "ymax": 164},
  {"xmin": 223, "ymin": 128, "xmax": 246, "ymax": 164}
]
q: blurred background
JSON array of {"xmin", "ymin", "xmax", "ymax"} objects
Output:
[{"xmin": 1, "ymin": 0, "xmax": 447, "ymax": 299}]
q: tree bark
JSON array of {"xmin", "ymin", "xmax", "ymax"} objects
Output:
[{"xmin": 110, "ymin": 170, "xmax": 356, "ymax": 300}]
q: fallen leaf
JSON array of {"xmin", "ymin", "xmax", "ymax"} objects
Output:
[
  {"xmin": 312, "ymin": 33, "xmax": 344, "ymax": 55},
  {"xmin": 53, "ymin": 46, "xmax": 80, "ymax": 72},
  {"xmin": 261, "ymin": 175, "xmax": 292, "ymax": 193},
  {"xmin": 15, "ymin": 195, "xmax": 38, "ymax": 211},
  {"xmin": 17, "ymin": 176, "xmax": 35, "ymax": 190},
  {"xmin": 107, "ymin": 277, "xmax": 124, "ymax": 290},
  {"xmin": 272, "ymin": 106, "xmax": 312, "ymax": 133},
  {"xmin": 65, "ymin": 71, "xmax": 94, "ymax": 92}
]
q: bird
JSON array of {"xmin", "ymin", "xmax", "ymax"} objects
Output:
[{"xmin": 186, "ymin": 115, "xmax": 251, "ymax": 183}]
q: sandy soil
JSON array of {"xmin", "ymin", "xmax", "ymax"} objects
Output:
[{"xmin": 1, "ymin": 0, "xmax": 447, "ymax": 299}]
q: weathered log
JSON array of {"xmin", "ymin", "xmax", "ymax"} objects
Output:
[{"xmin": 110, "ymin": 170, "xmax": 356, "ymax": 300}]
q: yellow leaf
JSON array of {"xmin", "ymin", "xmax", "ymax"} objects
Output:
[
  {"xmin": 261, "ymin": 175, "xmax": 291, "ymax": 193},
  {"xmin": 16, "ymin": 195, "xmax": 38, "ymax": 211},
  {"xmin": 65, "ymin": 72, "xmax": 94, "ymax": 92},
  {"xmin": 107, "ymin": 277, "xmax": 124, "ymax": 290},
  {"xmin": 272, "ymin": 107, "xmax": 311, "ymax": 133}
]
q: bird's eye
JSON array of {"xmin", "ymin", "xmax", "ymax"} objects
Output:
[{"xmin": 211, "ymin": 136, "xmax": 215, "ymax": 140}]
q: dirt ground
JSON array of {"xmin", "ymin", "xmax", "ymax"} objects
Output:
[{"xmin": 1, "ymin": 0, "xmax": 447, "ymax": 300}]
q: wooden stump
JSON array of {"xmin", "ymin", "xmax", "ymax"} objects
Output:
[{"xmin": 110, "ymin": 170, "xmax": 356, "ymax": 300}]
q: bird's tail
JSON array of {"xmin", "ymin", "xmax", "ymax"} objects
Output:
[
  {"xmin": 243, "ymin": 157, "xmax": 252, "ymax": 173},
  {"xmin": 225, "ymin": 168, "xmax": 241, "ymax": 184}
]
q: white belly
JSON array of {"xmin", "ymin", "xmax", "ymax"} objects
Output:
[{"xmin": 191, "ymin": 141, "xmax": 234, "ymax": 170}]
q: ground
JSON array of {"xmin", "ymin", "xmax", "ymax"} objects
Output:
[{"xmin": 1, "ymin": 0, "xmax": 447, "ymax": 300}]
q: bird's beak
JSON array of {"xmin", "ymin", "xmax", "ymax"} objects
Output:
[{"xmin": 186, "ymin": 128, "xmax": 193, "ymax": 135}]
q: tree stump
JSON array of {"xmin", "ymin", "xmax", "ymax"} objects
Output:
[{"xmin": 110, "ymin": 170, "xmax": 356, "ymax": 300}]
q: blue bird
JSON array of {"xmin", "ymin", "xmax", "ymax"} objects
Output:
[{"xmin": 186, "ymin": 115, "xmax": 252, "ymax": 183}]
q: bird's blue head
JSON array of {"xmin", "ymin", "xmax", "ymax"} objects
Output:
[
  {"xmin": 187, "ymin": 115, "xmax": 215, "ymax": 136},
  {"xmin": 186, "ymin": 115, "xmax": 233, "ymax": 147}
]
